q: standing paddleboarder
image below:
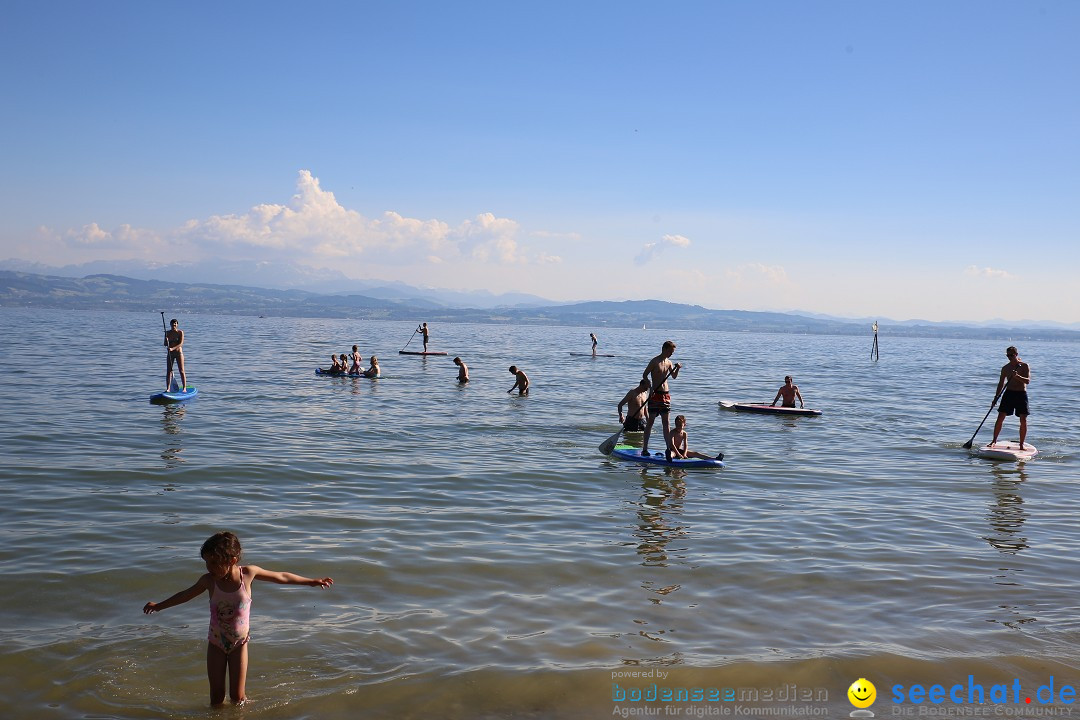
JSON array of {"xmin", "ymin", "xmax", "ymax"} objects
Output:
[
  {"xmin": 640, "ymin": 340, "xmax": 680, "ymax": 457},
  {"xmin": 991, "ymin": 346, "xmax": 1031, "ymax": 449},
  {"xmin": 165, "ymin": 318, "xmax": 187, "ymax": 391},
  {"xmin": 417, "ymin": 323, "xmax": 430, "ymax": 352}
]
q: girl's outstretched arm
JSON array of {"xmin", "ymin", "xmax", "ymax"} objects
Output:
[
  {"xmin": 247, "ymin": 564, "xmax": 333, "ymax": 588},
  {"xmin": 143, "ymin": 574, "xmax": 212, "ymax": 614}
]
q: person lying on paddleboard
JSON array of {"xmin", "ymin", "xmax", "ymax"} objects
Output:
[
  {"xmin": 363, "ymin": 356, "xmax": 380, "ymax": 378},
  {"xmin": 454, "ymin": 357, "xmax": 469, "ymax": 383},
  {"xmin": 668, "ymin": 415, "xmax": 723, "ymax": 462},
  {"xmin": 508, "ymin": 365, "xmax": 530, "ymax": 395},
  {"xmin": 991, "ymin": 345, "xmax": 1031, "ymax": 449},
  {"xmin": 771, "ymin": 376, "xmax": 804, "ymax": 408},
  {"xmin": 165, "ymin": 318, "xmax": 187, "ymax": 391},
  {"xmin": 641, "ymin": 340, "xmax": 680, "ymax": 457},
  {"xmin": 617, "ymin": 378, "xmax": 650, "ymax": 432}
]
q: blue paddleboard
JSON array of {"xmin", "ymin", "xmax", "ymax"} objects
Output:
[
  {"xmin": 150, "ymin": 387, "xmax": 198, "ymax": 404},
  {"xmin": 610, "ymin": 444, "xmax": 724, "ymax": 468}
]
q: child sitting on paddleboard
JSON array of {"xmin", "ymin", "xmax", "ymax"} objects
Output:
[
  {"xmin": 143, "ymin": 531, "xmax": 333, "ymax": 707},
  {"xmin": 668, "ymin": 415, "xmax": 723, "ymax": 462}
]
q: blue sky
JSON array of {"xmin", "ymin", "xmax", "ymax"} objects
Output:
[{"xmin": 2, "ymin": 2, "xmax": 1077, "ymax": 322}]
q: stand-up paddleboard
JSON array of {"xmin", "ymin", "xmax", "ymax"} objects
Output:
[
  {"xmin": 719, "ymin": 401, "xmax": 822, "ymax": 417},
  {"xmin": 150, "ymin": 386, "xmax": 198, "ymax": 404},
  {"xmin": 399, "ymin": 350, "xmax": 448, "ymax": 356},
  {"xmin": 972, "ymin": 441, "xmax": 1037, "ymax": 461},
  {"xmin": 569, "ymin": 352, "xmax": 616, "ymax": 357},
  {"xmin": 609, "ymin": 444, "xmax": 724, "ymax": 468}
]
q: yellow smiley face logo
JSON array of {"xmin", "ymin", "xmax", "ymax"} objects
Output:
[{"xmin": 848, "ymin": 678, "xmax": 876, "ymax": 708}]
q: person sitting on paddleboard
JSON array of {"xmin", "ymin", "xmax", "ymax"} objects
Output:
[
  {"xmin": 363, "ymin": 356, "xmax": 380, "ymax": 378},
  {"xmin": 165, "ymin": 318, "xmax": 187, "ymax": 391},
  {"xmin": 417, "ymin": 323, "xmax": 430, "ymax": 352},
  {"xmin": 322, "ymin": 354, "xmax": 343, "ymax": 373},
  {"xmin": 454, "ymin": 357, "xmax": 469, "ymax": 384},
  {"xmin": 339, "ymin": 353, "xmax": 352, "ymax": 374},
  {"xmin": 771, "ymin": 376, "xmax": 804, "ymax": 408},
  {"xmin": 349, "ymin": 345, "xmax": 363, "ymax": 374},
  {"xmin": 991, "ymin": 346, "xmax": 1031, "ymax": 449},
  {"xmin": 617, "ymin": 378, "xmax": 650, "ymax": 432},
  {"xmin": 508, "ymin": 365, "xmax": 530, "ymax": 395},
  {"xmin": 640, "ymin": 340, "xmax": 680, "ymax": 457},
  {"xmin": 668, "ymin": 415, "xmax": 723, "ymax": 462}
]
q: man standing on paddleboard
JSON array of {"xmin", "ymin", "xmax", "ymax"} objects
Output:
[
  {"xmin": 640, "ymin": 340, "xmax": 680, "ymax": 457},
  {"xmin": 165, "ymin": 318, "xmax": 187, "ymax": 391},
  {"xmin": 991, "ymin": 345, "xmax": 1031, "ymax": 450}
]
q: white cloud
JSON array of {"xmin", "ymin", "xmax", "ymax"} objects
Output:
[
  {"xmin": 45, "ymin": 170, "xmax": 559, "ymax": 268},
  {"xmin": 964, "ymin": 265, "xmax": 1012, "ymax": 280},
  {"xmin": 634, "ymin": 234, "xmax": 691, "ymax": 265}
]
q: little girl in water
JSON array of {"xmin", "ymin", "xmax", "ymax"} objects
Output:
[{"xmin": 143, "ymin": 531, "xmax": 333, "ymax": 707}]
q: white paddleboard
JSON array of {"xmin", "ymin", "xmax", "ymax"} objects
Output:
[{"xmin": 973, "ymin": 441, "xmax": 1037, "ymax": 461}]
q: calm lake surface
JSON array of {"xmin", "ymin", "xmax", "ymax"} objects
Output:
[{"xmin": 1, "ymin": 308, "xmax": 1079, "ymax": 719}]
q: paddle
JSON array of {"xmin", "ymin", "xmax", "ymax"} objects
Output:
[
  {"xmin": 160, "ymin": 311, "xmax": 167, "ymax": 345},
  {"xmin": 599, "ymin": 365, "xmax": 677, "ymax": 455},
  {"xmin": 401, "ymin": 326, "xmax": 419, "ymax": 352},
  {"xmin": 962, "ymin": 379, "xmax": 1009, "ymax": 449}
]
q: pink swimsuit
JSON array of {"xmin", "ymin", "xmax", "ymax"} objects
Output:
[{"xmin": 208, "ymin": 567, "xmax": 251, "ymax": 654}]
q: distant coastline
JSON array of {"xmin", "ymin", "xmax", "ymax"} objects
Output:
[{"xmin": 2, "ymin": 269, "xmax": 1076, "ymax": 342}]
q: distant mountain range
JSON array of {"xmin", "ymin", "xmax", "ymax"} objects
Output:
[
  {"xmin": 0, "ymin": 258, "xmax": 559, "ymax": 309},
  {"xmin": 2, "ymin": 267, "xmax": 1077, "ymax": 342}
]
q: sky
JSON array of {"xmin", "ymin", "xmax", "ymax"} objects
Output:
[{"xmin": 1, "ymin": 1, "xmax": 1077, "ymax": 323}]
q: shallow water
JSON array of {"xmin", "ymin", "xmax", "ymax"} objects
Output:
[{"xmin": 1, "ymin": 308, "xmax": 1078, "ymax": 718}]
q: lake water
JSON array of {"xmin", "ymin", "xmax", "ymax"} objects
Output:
[{"xmin": 1, "ymin": 308, "xmax": 1079, "ymax": 719}]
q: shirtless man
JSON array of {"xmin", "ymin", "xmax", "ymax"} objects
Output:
[
  {"xmin": 617, "ymin": 378, "xmax": 651, "ymax": 432},
  {"xmin": 165, "ymin": 318, "xmax": 187, "ymax": 391},
  {"xmin": 417, "ymin": 323, "xmax": 430, "ymax": 352},
  {"xmin": 640, "ymin": 340, "xmax": 681, "ymax": 456},
  {"xmin": 991, "ymin": 346, "xmax": 1032, "ymax": 449},
  {"xmin": 454, "ymin": 357, "xmax": 469, "ymax": 384},
  {"xmin": 771, "ymin": 376, "xmax": 804, "ymax": 408},
  {"xmin": 507, "ymin": 365, "xmax": 530, "ymax": 395},
  {"xmin": 590, "ymin": 333, "xmax": 598, "ymax": 355}
]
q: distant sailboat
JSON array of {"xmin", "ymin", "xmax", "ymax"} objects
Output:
[{"xmin": 642, "ymin": 323, "xmax": 646, "ymax": 330}]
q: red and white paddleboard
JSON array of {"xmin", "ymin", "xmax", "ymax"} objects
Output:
[{"xmin": 973, "ymin": 441, "xmax": 1038, "ymax": 461}]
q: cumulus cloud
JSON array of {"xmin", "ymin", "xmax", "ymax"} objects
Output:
[
  {"xmin": 634, "ymin": 234, "xmax": 691, "ymax": 265},
  {"xmin": 47, "ymin": 170, "xmax": 561, "ymax": 268},
  {"xmin": 964, "ymin": 265, "xmax": 1011, "ymax": 280}
]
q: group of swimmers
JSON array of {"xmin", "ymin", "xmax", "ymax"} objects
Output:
[{"xmin": 321, "ymin": 345, "xmax": 381, "ymax": 378}]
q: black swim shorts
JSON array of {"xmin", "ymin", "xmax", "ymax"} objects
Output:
[
  {"xmin": 623, "ymin": 417, "xmax": 647, "ymax": 432},
  {"xmin": 999, "ymin": 390, "xmax": 1029, "ymax": 417}
]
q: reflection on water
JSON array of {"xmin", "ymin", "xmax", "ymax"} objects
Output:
[
  {"xmin": 634, "ymin": 470, "xmax": 687, "ymax": 570},
  {"xmin": 984, "ymin": 466, "xmax": 1035, "ymax": 629},
  {"xmin": 160, "ymin": 405, "xmax": 186, "ymax": 467},
  {"xmin": 984, "ymin": 467, "xmax": 1029, "ymax": 556}
]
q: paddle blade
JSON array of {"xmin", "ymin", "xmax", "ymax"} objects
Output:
[
  {"xmin": 962, "ymin": 440, "xmax": 974, "ymax": 450},
  {"xmin": 598, "ymin": 429, "xmax": 622, "ymax": 455}
]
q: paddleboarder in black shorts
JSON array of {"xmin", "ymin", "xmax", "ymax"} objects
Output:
[{"xmin": 991, "ymin": 345, "xmax": 1031, "ymax": 449}]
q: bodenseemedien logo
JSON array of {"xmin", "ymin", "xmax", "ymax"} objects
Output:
[{"xmin": 848, "ymin": 678, "xmax": 877, "ymax": 718}]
